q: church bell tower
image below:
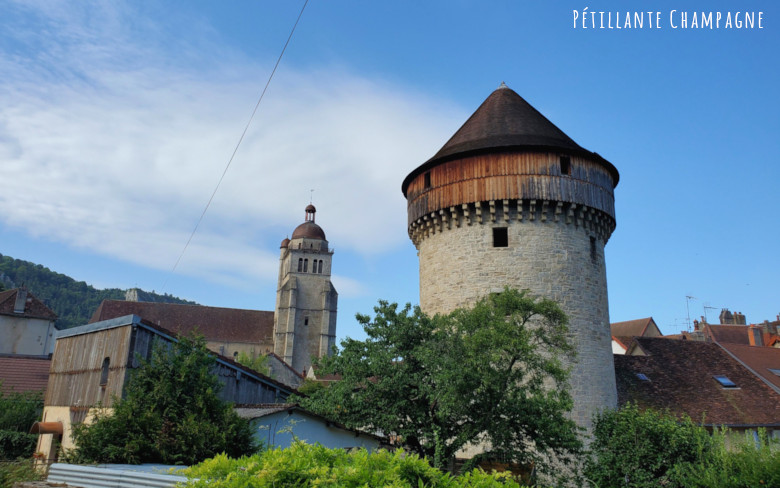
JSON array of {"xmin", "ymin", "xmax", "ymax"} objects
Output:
[{"xmin": 273, "ymin": 205, "xmax": 338, "ymax": 374}]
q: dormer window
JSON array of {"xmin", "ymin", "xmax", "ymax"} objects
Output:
[{"xmin": 713, "ymin": 375, "xmax": 737, "ymax": 388}]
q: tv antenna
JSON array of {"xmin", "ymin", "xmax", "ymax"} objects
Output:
[
  {"xmin": 685, "ymin": 296, "xmax": 697, "ymax": 332},
  {"xmin": 703, "ymin": 305, "xmax": 718, "ymax": 324}
]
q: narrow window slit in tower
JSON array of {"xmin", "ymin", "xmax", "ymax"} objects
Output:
[
  {"xmin": 560, "ymin": 156, "xmax": 571, "ymax": 176},
  {"xmin": 424, "ymin": 172, "xmax": 431, "ymax": 189},
  {"xmin": 304, "ymin": 317, "xmax": 309, "ymax": 326},
  {"xmin": 590, "ymin": 236, "xmax": 597, "ymax": 262},
  {"xmin": 493, "ymin": 227, "xmax": 508, "ymax": 248},
  {"xmin": 100, "ymin": 357, "xmax": 110, "ymax": 387}
]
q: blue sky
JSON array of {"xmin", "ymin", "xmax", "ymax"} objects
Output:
[{"xmin": 1, "ymin": 0, "xmax": 777, "ymax": 341}]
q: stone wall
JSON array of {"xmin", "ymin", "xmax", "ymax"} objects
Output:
[{"xmin": 418, "ymin": 201, "xmax": 617, "ymax": 430}]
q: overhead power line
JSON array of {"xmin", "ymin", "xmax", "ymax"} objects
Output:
[{"xmin": 162, "ymin": 0, "xmax": 310, "ymax": 292}]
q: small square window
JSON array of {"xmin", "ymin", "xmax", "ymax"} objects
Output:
[
  {"xmin": 635, "ymin": 373, "xmax": 650, "ymax": 382},
  {"xmin": 713, "ymin": 375, "xmax": 737, "ymax": 388},
  {"xmin": 492, "ymin": 228, "xmax": 508, "ymax": 248}
]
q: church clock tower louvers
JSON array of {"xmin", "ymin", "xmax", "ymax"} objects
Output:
[
  {"xmin": 402, "ymin": 84, "xmax": 619, "ymax": 431},
  {"xmin": 273, "ymin": 205, "xmax": 338, "ymax": 374}
]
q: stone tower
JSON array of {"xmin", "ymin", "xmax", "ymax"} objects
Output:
[
  {"xmin": 273, "ymin": 205, "xmax": 338, "ymax": 374},
  {"xmin": 402, "ymin": 84, "xmax": 619, "ymax": 430}
]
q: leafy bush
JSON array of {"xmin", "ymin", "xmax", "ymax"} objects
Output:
[
  {"xmin": 669, "ymin": 428, "xmax": 780, "ymax": 488},
  {"xmin": 235, "ymin": 351, "xmax": 270, "ymax": 376},
  {"xmin": 0, "ymin": 458, "xmax": 44, "ymax": 488},
  {"xmin": 180, "ymin": 442, "xmax": 526, "ymax": 488},
  {"xmin": 66, "ymin": 335, "xmax": 256, "ymax": 465},
  {"xmin": 0, "ymin": 387, "xmax": 42, "ymax": 460},
  {"xmin": 585, "ymin": 403, "xmax": 714, "ymax": 488}
]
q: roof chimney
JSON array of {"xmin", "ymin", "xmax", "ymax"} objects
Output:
[
  {"xmin": 13, "ymin": 288, "xmax": 28, "ymax": 314},
  {"xmin": 748, "ymin": 326, "xmax": 763, "ymax": 347},
  {"xmin": 719, "ymin": 308, "xmax": 734, "ymax": 325}
]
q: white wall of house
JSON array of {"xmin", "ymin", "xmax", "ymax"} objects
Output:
[{"xmin": 0, "ymin": 315, "xmax": 56, "ymax": 355}]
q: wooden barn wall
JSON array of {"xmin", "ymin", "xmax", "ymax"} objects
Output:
[
  {"xmin": 406, "ymin": 152, "xmax": 616, "ymax": 224},
  {"xmin": 45, "ymin": 326, "xmax": 134, "ymax": 407},
  {"xmin": 46, "ymin": 324, "xmax": 288, "ymax": 408}
]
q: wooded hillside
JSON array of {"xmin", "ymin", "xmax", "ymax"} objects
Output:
[{"xmin": 0, "ymin": 253, "xmax": 197, "ymax": 329}]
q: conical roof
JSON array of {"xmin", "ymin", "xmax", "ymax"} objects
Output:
[{"xmin": 402, "ymin": 84, "xmax": 618, "ymax": 194}]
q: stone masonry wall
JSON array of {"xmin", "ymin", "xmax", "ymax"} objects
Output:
[{"xmin": 418, "ymin": 203, "xmax": 617, "ymax": 431}]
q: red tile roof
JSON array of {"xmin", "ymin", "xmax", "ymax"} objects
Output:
[
  {"xmin": 615, "ymin": 337, "xmax": 780, "ymax": 427},
  {"xmin": 704, "ymin": 324, "xmax": 752, "ymax": 344},
  {"xmin": 0, "ymin": 355, "xmax": 51, "ymax": 394},
  {"xmin": 0, "ymin": 289, "xmax": 57, "ymax": 321},
  {"xmin": 704, "ymin": 324, "xmax": 779, "ymax": 347},
  {"xmin": 610, "ymin": 317, "xmax": 657, "ymax": 338},
  {"xmin": 718, "ymin": 342, "xmax": 780, "ymax": 393},
  {"xmin": 90, "ymin": 300, "xmax": 274, "ymax": 344}
]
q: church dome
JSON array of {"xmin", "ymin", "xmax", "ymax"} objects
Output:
[
  {"xmin": 291, "ymin": 222, "xmax": 326, "ymax": 240},
  {"xmin": 280, "ymin": 237, "xmax": 291, "ymax": 248}
]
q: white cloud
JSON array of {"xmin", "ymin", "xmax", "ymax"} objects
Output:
[{"xmin": 0, "ymin": 1, "xmax": 462, "ymax": 289}]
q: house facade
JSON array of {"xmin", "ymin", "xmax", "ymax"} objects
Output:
[{"xmin": 0, "ymin": 287, "xmax": 58, "ymax": 356}]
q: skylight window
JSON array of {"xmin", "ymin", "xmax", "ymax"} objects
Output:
[
  {"xmin": 635, "ymin": 373, "xmax": 650, "ymax": 382},
  {"xmin": 713, "ymin": 375, "xmax": 737, "ymax": 388},
  {"xmin": 768, "ymin": 368, "xmax": 780, "ymax": 377}
]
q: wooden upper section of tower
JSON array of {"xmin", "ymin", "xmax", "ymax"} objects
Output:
[{"xmin": 402, "ymin": 84, "xmax": 620, "ymax": 229}]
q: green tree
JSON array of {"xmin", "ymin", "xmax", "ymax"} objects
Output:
[
  {"xmin": 235, "ymin": 352, "xmax": 270, "ymax": 376},
  {"xmin": 67, "ymin": 336, "xmax": 256, "ymax": 465},
  {"xmin": 296, "ymin": 288, "xmax": 581, "ymax": 474},
  {"xmin": 585, "ymin": 403, "xmax": 715, "ymax": 488},
  {"xmin": 0, "ymin": 386, "xmax": 42, "ymax": 460}
]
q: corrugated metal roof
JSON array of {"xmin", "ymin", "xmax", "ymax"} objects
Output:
[{"xmin": 47, "ymin": 463, "xmax": 187, "ymax": 488}]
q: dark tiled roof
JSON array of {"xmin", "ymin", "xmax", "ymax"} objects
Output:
[
  {"xmin": 615, "ymin": 337, "xmax": 780, "ymax": 426},
  {"xmin": 90, "ymin": 300, "xmax": 274, "ymax": 344},
  {"xmin": 718, "ymin": 343, "xmax": 780, "ymax": 393},
  {"xmin": 0, "ymin": 355, "xmax": 51, "ymax": 394},
  {"xmin": 612, "ymin": 336, "xmax": 635, "ymax": 351},
  {"xmin": 0, "ymin": 289, "xmax": 58, "ymax": 321},
  {"xmin": 402, "ymin": 84, "xmax": 619, "ymax": 194},
  {"xmin": 611, "ymin": 317, "xmax": 656, "ymax": 338}
]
